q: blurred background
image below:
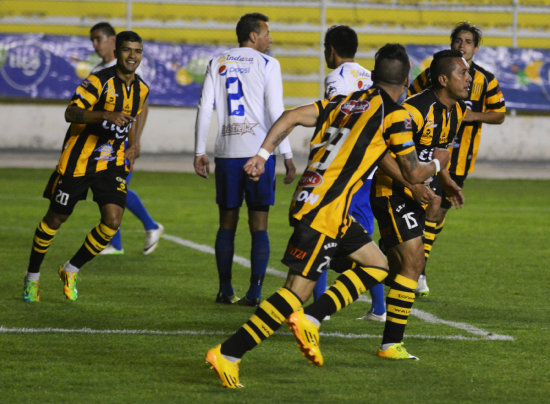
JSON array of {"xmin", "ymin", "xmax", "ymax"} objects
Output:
[{"xmin": 1, "ymin": 0, "xmax": 549, "ymax": 166}]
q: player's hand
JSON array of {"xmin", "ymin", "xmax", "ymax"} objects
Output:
[
  {"xmin": 106, "ymin": 111, "xmax": 135, "ymax": 128},
  {"xmin": 432, "ymin": 148, "xmax": 450, "ymax": 170},
  {"xmin": 194, "ymin": 155, "xmax": 210, "ymax": 179},
  {"xmin": 243, "ymin": 156, "xmax": 266, "ymax": 182},
  {"xmin": 442, "ymin": 179, "xmax": 465, "ymax": 209},
  {"xmin": 410, "ymin": 183, "xmax": 435, "ymax": 205},
  {"xmin": 125, "ymin": 144, "xmax": 137, "ymax": 172},
  {"xmin": 283, "ymin": 158, "xmax": 297, "ymax": 184}
]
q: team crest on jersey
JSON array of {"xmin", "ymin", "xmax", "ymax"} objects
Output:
[
  {"xmin": 340, "ymin": 99, "xmax": 370, "ymax": 115},
  {"xmin": 94, "ymin": 143, "xmax": 116, "ymax": 162},
  {"xmin": 298, "ymin": 170, "xmax": 324, "ymax": 187},
  {"xmin": 81, "ymin": 79, "xmax": 91, "ymax": 88},
  {"xmin": 404, "ymin": 117, "xmax": 412, "ymax": 130}
]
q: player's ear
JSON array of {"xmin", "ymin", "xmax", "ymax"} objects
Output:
[
  {"xmin": 438, "ymin": 74, "xmax": 448, "ymax": 88},
  {"xmin": 249, "ymin": 30, "xmax": 258, "ymax": 44}
]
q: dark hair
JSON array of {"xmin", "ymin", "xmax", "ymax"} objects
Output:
[
  {"xmin": 451, "ymin": 22, "xmax": 482, "ymax": 47},
  {"xmin": 90, "ymin": 21, "xmax": 116, "ymax": 37},
  {"xmin": 236, "ymin": 13, "xmax": 269, "ymax": 45},
  {"xmin": 324, "ymin": 25, "xmax": 358, "ymax": 59},
  {"xmin": 430, "ymin": 49, "xmax": 464, "ymax": 89},
  {"xmin": 115, "ymin": 31, "xmax": 143, "ymax": 50},
  {"xmin": 371, "ymin": 43, "xmax": 410, "ymax": 86}
]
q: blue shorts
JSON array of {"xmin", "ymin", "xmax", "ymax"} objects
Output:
[
  {"xmin": 215, "ymin": 156, "xmax": 276, "ymax": 210},
  {"xmin": 349, "ymin": 179, "xmax": 374, "ymax": 234}
]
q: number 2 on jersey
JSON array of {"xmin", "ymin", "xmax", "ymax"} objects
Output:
[{"xmin": 226, "ymin": 77, "xmax": 244, "ymax": 116}]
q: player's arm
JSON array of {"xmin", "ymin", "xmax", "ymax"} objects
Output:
[
  {"xmin": 65, "ymin": 105, "xmax": 134, "ymax": 127},
  {"xmin": 133, "ymin": 99, "xmax": 149, "ymax": 158},
  {"xmin": 463, "ymin": 109, "xmax": 505, "ymax": 125},
  {"xmin": 394, "ymin": 147, "xmax": 450, "ymax": 185},
  {"xmin": 125, "ymin": 116, "xmax": 138, "ymax": 172},
  {"xmin": 439, "ymin": 168, "xmax": 464, "ymax": 209},
  {"xmin": 244, "ymin": 103, "xmax": 319, "ymax": 180},
  {"xmin": 378, "ymin": 152, "xmax": 435, "ymax": 204},
  {"xmin": 194, "ymin": 60, "xmax": 215, "ymax": 179}
]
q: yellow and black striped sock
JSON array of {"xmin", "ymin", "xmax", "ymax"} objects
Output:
[
  {"xmin": 305, "ymin": 265, "xmax": 389, "ymax": 322},
  {"xmin": 382, "ymin": 274, "xmax": 417, "ymax": 345},
  {"xmin": 70, "ymin": 222, "xmax": 117, "ymax": 268},
  {"xmin": 423, "ymin": 218, "xmax": 446, "ymax": 262},
  {"xmin": 221, "ymin": 287, "xmax": 302, "ymax": 358},
  {"xmin": 27, "ymin": 220, "xmax": 58, "ymax": 273}
]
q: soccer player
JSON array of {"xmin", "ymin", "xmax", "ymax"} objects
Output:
[
  {"xmin": 314, "ymin": 24, "xmax": 386, "ymax": 323},
  {"xmin": 90, "ymin": 22, "xmax": 164, "ymax": 256},
  {"xmin": 205, "ymin": 44, "xmax": 450, "ymax": 388},
  {"xmin": 22, "ymin": 31, "xmax": 149, "ymax": 302},
  {"xmin": 194, "ymin": 13, "xmax": 296, "ymax": 307},
  {"xmin": 409, "ymin": 22, "xmax": 506, "ymax": 295}
]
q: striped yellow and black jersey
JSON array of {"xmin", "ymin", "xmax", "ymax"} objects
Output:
[
  {"xmin": 374, "ymin": 88, "xmax": 467, "ymax": 199},
  {"xmin": 409, "ymin": 61, "xmax": 506, "ymax": 175},
  {"xmin": 289, "ymin": 87, "xmax": 415, "ymax": 239},
  {"xmin": 57, "ymin": 66, "xmax": 149, "ymax": 177}
]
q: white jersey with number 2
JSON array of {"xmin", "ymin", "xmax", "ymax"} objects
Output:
[{"xmin": 195, "ymin": 46, "xmax": 292, "ymax": 158}]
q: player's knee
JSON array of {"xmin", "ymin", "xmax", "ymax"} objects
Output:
[{"xmin": 44, "ymin": 210, "xmax": 68, "ymax": 229}]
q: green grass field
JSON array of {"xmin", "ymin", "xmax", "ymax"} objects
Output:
[{"xmin": 1, "ymin": 168, "xmax": 549, "ymax": 403}]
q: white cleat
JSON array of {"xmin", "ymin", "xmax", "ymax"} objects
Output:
[
  {"xmin": 143, "ymin": 223, "xmax": 164, "ymax": 255},
  {"xmin": 415, "ymin": 274, "xmax": 430, "ymax": 297},
  {"xmin": 357, "ymin": 309, "xmax": 386, "ymax": 322},
  {"xmin": 99, "ymin": 244, "xmax": 124, "ymax": 255}
]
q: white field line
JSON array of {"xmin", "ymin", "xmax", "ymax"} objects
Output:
[
  {"xmin": 0, "ymin": 326, "xmax": 510, "ymax": 341},
  {"xmin": 163, "ymin": 234, "xmax": 514, "ymax": 342}
]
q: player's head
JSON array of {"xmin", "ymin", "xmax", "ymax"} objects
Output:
[
  {"xmin": 450, "ymin": 22, "xmax": 481, "ymax": 63},
  {"xmin": 236, "ymin": 13, "xmax": 272, "ymax": 53},
  {"xmin": 324, "ymin": 25, "xmax": 358, "ymax": 68},
  {"xmin": 90, "ymin": 22, "xmax": 116, "ymax": 62},
  {"xmin": 115, "ymin": 31, "xmax": 143, "ymax": 74},
  {"xmin": 371, "ymin": 43, "xmax": 410, "ymax": 87},
  {"xmin": 430, "ymin": 49, "xmax": 471, "ymax": 99}
]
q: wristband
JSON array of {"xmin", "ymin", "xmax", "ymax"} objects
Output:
[
  {"xmin": 257, "ymin": 147, "xmax": 271, "ymax": 161},
  {"xmin": 432, "ymin": 158, "xmax": 441, "ymax": 174}
]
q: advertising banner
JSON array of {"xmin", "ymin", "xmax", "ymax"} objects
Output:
[{"xmin": 1, "ymin": 34, "xmax": 549, "ymax": 111}]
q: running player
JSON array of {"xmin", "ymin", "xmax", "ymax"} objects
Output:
[
  {"xmin": 204, "ymin": 44, "xmax": 449, "ymax": 388},
  {"xmin": 22, "ymin": 31, "xmax": 149, "ymax": 302},
  {"xmin": 409, "ymin": 22, "xmax": 506, "ymax": 295}
]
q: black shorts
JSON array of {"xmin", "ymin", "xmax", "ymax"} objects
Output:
[
  {"xmin": 372, "ymin": 194, "xmax": 425, "ymax": 250},
  {"xmin": 282, "ymin": 218, "xmax": 372, "ymax": 281},
  {"xmin": 432, "ymin": 173, "xmax": 467, "ymax": 210},
  {"xmin": 43, "ymin": 168, "xmax": 128, "ymax": 215}
]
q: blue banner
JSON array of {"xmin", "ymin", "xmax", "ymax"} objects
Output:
[
  {"xmin": 0, "ymin": 34, "xmax": 549, "ymax": 111},
  {"xmin": 407, "ymin": 44, "xmax": 550, "ymax": 112}
]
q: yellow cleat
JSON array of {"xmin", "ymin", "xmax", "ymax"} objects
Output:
[
  {"xmin": 377, "ymin": 342, "xmax": 419, "ymax": 360},
  {"xmin": 205, "ymin": 345, "xmax": 243, "ymax": 389},
  {"xmin": 59, "ymin": 265, "xmax": 78, "ymax": 301},
  {"xmin": 286, "ymin": 308, "xmax": 324, "ymax": 366}
]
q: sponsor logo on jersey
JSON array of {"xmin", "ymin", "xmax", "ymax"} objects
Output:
[
  {"xmin": 81, "ymin": 79, "xmax": 91, "ymax": 88},
  {"xmin": 340, "ymin": 99, "xmax": 370, "ymax": 115},
  {"xmin": 287, "ymin": 244, "xmax": 307, "ymax": 260},
  {"xmin": 219, "ymin": 64, "xmax": 251, "ymax": 76},
  {"xmin": 298, "ymin": 170, "xmax": 324, "ymax": 187},
  {"xmin": 404, "ymin": 117, "xmax": 412, "ymax": 130},
  {"xmin": 221, "ymin": 118, "xmax": 258, "ymax": 136},
  {"xmin": 94, "ymin": 143, "xmax": 116, "ymax": 161},
  {"xmin": 102, "ymin": 120, "xmax": 132, "ymax": 139}
]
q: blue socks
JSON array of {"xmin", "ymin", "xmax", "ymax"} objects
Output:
[
  {"xmin": 215, "ymin": 227, "xmax": 236, "ymax": 296},
  {"xmin": 126, "ymin": 189, "xmax": 157, "ymax": 231},
  {"xmin": 370, "ymin": 282, "xmax": 386, "ymax": 315},
  {"xmin": 248, "ymin": 230, "xmax": 269, "ymax": 300},
  {"xmin": 313, "ymin": 269, "xmax": 328, "ymax": 301}
]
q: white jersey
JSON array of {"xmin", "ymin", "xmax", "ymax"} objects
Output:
[
  {"xmin": 195, "ymin": 47, "xmax": 292, "ymax": 158},
  {"xmin": 324, "ymin": 62, "xmax": 372, "ymax": 99},
  {"xmin": 324, "ymin": 61, "xmax": 376, "ymax": 180}
]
